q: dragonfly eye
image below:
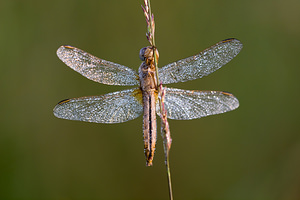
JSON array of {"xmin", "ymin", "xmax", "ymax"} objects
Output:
[{"xmin": 139, "ymin": 47, "xmax": 147, "ymax": 61}]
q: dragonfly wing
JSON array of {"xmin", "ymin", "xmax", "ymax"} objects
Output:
[
  {"xmin": 53, "ymin": 88, "xmax": 143, "ymax": 123},
  {"xmin": 158, "ymin": 38, "xmax": 242, "ymax": 84},
  {"xmin": 156, "ymin": 88, "xmax": 239, "ymax": 120},
  {"xmin": 57, "ymin": 46, "xmax": 139, "ymax": 86}
]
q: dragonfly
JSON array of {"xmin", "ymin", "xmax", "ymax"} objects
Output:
[{"xmin": 53, "ymin": 38, "xmax": 243, "ymax": 166}]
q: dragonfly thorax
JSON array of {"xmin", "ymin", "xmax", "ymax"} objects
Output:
[{"xmin": 138, "ymin": 46, "xmax": 159, "ymax": 91}]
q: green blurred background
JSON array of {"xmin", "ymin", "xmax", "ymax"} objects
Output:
[{"xmin": 1, "ymin": 0, "xmax": 300, "ymax": 199}]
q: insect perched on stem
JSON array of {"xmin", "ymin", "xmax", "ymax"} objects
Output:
[{"xmin": 53, "ymin": 38, "xmax": 242, "ymax": 166}]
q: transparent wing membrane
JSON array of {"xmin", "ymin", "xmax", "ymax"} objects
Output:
[
  {"xmin": 57, "ymin": 46, "xmax": 139, "ymax": 86},
  {"xmin": 157, "ymin": 88, "xmax": 239, "ymax": 120},
  {"xmin": 54, "ymin": 39, "xmax": 242, "ymax": 123},
  {"xmin": 158, "ymin": 38, "xmax": 243, "ymax": 84},
  {"xmin": 53, "ymin": 88, "xmax": 143, "ymax": 123}
]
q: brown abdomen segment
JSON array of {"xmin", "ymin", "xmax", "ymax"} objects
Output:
[{"xmin": 142, "ymin": 90, "xmax": 157, "ymax": 166}]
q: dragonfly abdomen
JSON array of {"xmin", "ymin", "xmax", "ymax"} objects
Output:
[{"xmin": 142, "ymin": 90, "xmax": 157, "ymax": 166}]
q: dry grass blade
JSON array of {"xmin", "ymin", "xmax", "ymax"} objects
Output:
[{"xmin": 142, "ymin": 1, "xmax": 173, "ymax": 199}]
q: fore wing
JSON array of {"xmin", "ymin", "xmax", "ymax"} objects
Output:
[
  {"xmin": 57, "ymin": 46, "xmax": 139, "ymax": 86},
  {"xmin": 53, "ymin": 88, "xmax": 143, "ymax": 123},
  {"xmin": 158, "ymin": 38, "xmax": 242, "ymax": 84},
  {"xmin": 156, "ymin": 88, "xmax": 239, "ymax": 120}
]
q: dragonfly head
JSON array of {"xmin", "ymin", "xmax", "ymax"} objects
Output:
[{"xmin": 139, "ymin": 46, "xmax": 159, "ymax": 64}]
